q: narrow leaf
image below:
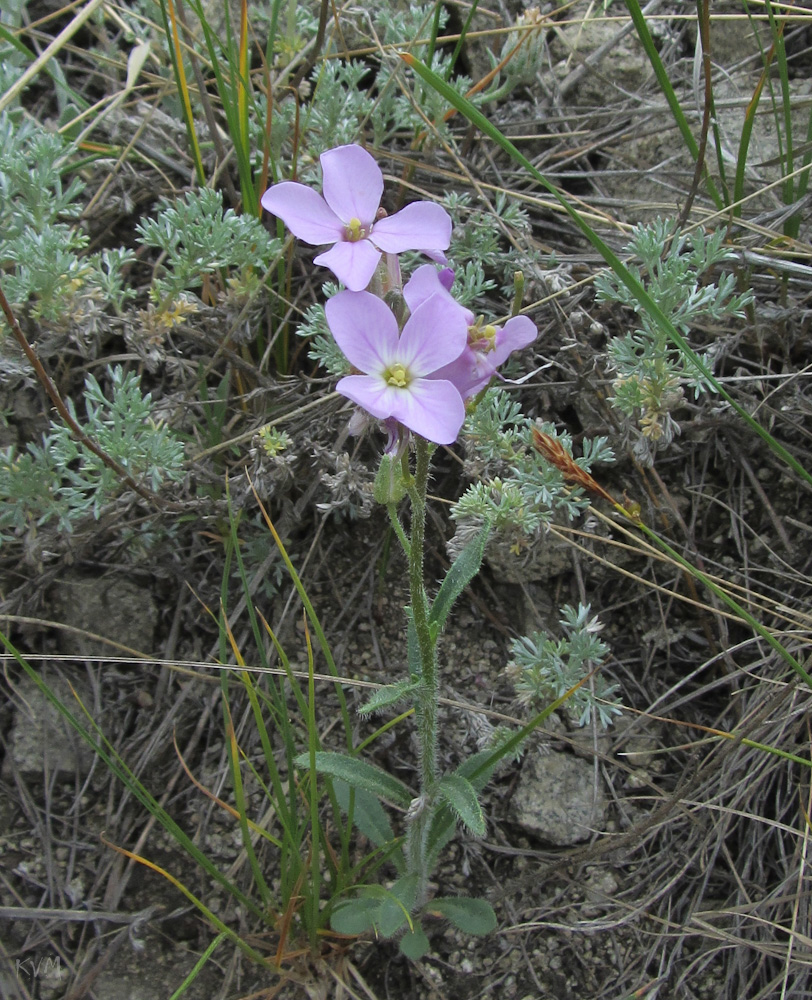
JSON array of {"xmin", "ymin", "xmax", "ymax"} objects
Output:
[
  {"xmin": 436, "ymin": 774, "xmax": 485, "ymax": 836},
  {"xmin": 333, "ymin": 780, "xmax": 396, "ymax": 848},
  {"xmin": 430, "ymin": 522, "xmax": 490, "ymax": 631},
  {"xmin": 294, "ymin": 751, "xmax": 412, "ymax": 808},
  {"xmin": 358, "ymin": 679, "xmax": 419, "ymax": 716},
  {"xmin": 428, "ymin": 897, "xmax": 497, "ymax": 936}
]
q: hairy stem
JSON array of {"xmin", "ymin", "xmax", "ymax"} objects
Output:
[{"xmin": 407, "ymin": 437, "xmax": 438, "ymax": 793}]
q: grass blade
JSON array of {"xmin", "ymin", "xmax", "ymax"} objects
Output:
[{"xmin": 400, "ymin": 51, "xmax": 812, "ymax": 491}]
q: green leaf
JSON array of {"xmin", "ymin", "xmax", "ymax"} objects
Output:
[
  {"xmin": 358, "ymin": 679, "xmax": 418, "ymax": 716},
  {"xmin": 428, "ymin": 897, "xmax": 497, "ymax": 936},
  {"xmin": 333, "ymin": 780, "xmax": 395, "ymax": 848},
  {"xmin": 399, "ymin": 922, "xmax": 431, "ymax": 959},
  {"xmin": 429, "ymin": 523, "xmax": 490, "ymax": 631},
  {"xmin": 294, "ymin": 751, "xmax": 412, "ymax": 808},
  {"xmin": 456, "ymin": 749, "xmax": 500, "ymax": 792},
  {"xmin": 377, "ymin": 874, "xmax": 418, "ymax": 938},
  {"xmin": 436, "ymin": 774, "xmax": 485, "ymax": 836},
  {"xmin": 330, "ymin": 897, "xmax": 381, "ymax": 936},
  {"xmin": 406, "ymin": 610, "xmax": 421, "ymax": 679},
  {"xmin": 424, "ymin": 803, "xmax": 457, "ymax": 872}
]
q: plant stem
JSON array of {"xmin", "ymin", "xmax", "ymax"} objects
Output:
[{"xmin": 406, "ymin": 437, "xmax": 439, "ymax": 794}]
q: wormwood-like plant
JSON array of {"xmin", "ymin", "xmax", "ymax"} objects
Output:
[
  {"xmin": 0, "ymin": 113, "xmax": 135, "ymax": 325},
  {"xmin": 594, "ymin": 219, "xmax": 753, "ymax": 462},
  {"xmin": 0, "ymin": 365, "xmax": 185, "ymax": 545},
  {"xmin": 135, "ymin": 187, "xmax": 280, "ymax": 306},
  {"xmin": 507, "ymin": 604, "xmax": 622, "ymax": 729}
]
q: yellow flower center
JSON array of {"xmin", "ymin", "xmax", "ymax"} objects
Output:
[
  {"xmin": 345, "ymin": 217, "xmax": 366, "ymax": 242},
  {"xmin": 468, "ymin": 319, "xmax": 498, "ymax": 354},
  {"xmin": 386, "ymin": 362, "xmax": 409, "ymax": 388}
]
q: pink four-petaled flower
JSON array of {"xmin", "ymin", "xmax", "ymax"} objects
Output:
[
  {"xmin": 327, "ymin": 290, "xmax": 468, "ymax": 445},
  {"xmin": 404, "ymin": 265, "xmax": 538, "ymax": 397},
  {"xmin": 261, "ymin": 145, "xmax": 452, "ymax": 292}
]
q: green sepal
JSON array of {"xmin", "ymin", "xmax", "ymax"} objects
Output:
[{"xmin": 373, "ymin": 453, "xmax": 408, "ymax": 504}]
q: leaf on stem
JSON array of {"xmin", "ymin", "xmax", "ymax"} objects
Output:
[
  {"xmin": 333, "ymin": 779, "xmax": 396, "ymax": 848},
  {"xmin": 429, "ymin": 522, "xmax": 490, "ymax": 631},
  {"xmin": 436, "ymin": 774, "xmax": 485, "ymax": 836},
  {"xmin": 358, "ymin": 678, "xmax": 419, "ymax": 715},
  {"xmin": 399, "ymin": 922, "xmax": 431, "ymax": 959},
  {"xmin": 294, "ymin": 750, "xmax": 412, "ymax": 808},
  {"xmin": 427, "ymin": 896, "xmax": 497, "ymax": 936}
]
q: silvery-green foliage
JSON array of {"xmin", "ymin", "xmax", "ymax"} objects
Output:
[
  {"xmin": 478, "ymin": 6, "xmax": 546, "ymax": 102},
  {"xmin": 508, "ymin": 604, "xmax": 622, "ymax": 728},
  {"xmin": 298, "ymin": 282, "xmax": 349, "ymax": 375},
  {"xmin": 0, "ymin": 114, "xmax": 135, "ymax": 324},
  {"xmin": 304, "ymin": 61, "xmax": 376, "ymax": 158},
  {"xmin": 2, "ymin": 225, "xmax": 89, "ymax": 322},
  {"xmin": 449, "ymin": 261, "xmax": 496, "ymax": 308},
  {"xmin": 452, "ymin": 391, "xmax": 614, "ymax": 564},
  {"xmin": 370, "ymin": 6, "xmax": 475, "ymax": 142},
  {"xmin": 0, "ymin": 0, "xmax": 26, "ymax": 92},
  {"xmin": 594, "ymin": 218, "xmax": 753, "ymax": 457},
  {"xmin": 444, "ymin": 191, "xmax": 537, "ymax": 300},
  {"xmin": 0, "ymin": 115, "xmax": 84, "ymax": 234},
  {"xmin": 0, "ymin": 366, "xmax": 185, "ymax": 543},
  {"xmin": 136, "ymin": 188, "xmax": 279, "ymax": 301},
  {"xmin": 454, "ymin": 389, "xmax": 612, "ymax": 524}
]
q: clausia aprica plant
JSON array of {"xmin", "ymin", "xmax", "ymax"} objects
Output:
[{"xmin": 262, "ymin": 144, "xmax": 619, "ymax": 957}]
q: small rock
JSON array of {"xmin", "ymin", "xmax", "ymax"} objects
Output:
[
  {"xmin": 511, "ymin": 750, "xmax": 608, "ymax": 845},
  {"xmin": 5, "ymin": 668, "xmax": 95, "ymax": 778}
]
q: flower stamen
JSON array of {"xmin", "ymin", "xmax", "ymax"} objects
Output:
[
  {"xmin": 386, "ymin": 362, "xmax": 409, "ymax": 388},
  {"xmin": 344, "ymin": 217, "xmax": 366, "ymax": 242}
]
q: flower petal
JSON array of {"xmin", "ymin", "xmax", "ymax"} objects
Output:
[
  {"xmin": 403, "ymin": 265, "xmax": 474, "ymax": 325},
  {"xmin": 372, "ymin": 202, "xmax": 452, "ymax": 253},
  {"xmin": 403, "ymin": 263, "xmax": 446, "ymax": 312},
  {"xmin": 315, "ymin": 240, "xmax": 382, "ymax": 291},
  {"xmin": 336, "ymin": 374, "xmax": 399, "ymax": 421},
  {"xmin": 261, "ymin": 183, "xmax": 343, "ymax": 245},
  {"xmin": 326, "ymin": 290, "xmax": 399, "ymax": 373},
  {"xmin": 490, "ymin": 315, "xmax": 538, "ymax": 367},
  {"xmin": 320, "ymin": 145, "xmax": 383, "ymax": 225},
  {"xmin": 388, "ymin": 377, "xmax": 465, "ymax": 445},
  {"xmin": 398, "ymin": 294, "xmax": 469, "ymax": 376},
  {"xmin": 431, "ymin": 348, "xmax": 493, "ymax": 398}
]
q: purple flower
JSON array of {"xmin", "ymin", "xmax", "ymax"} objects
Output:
[
  {"xmin": 261, "ymin": 145, "xmax": 452, "ymax": 292},
  {"xmin": 326, "ymin": 289, "xmax": 468, "ymax": 445},
  {"xmin": 404, "ymin": 265, "xmax": 538, "ymax": 397}
]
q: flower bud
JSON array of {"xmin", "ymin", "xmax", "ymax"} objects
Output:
[{"xmin": 373, "ymin": 453, "xmax": 408, "ymax": 505}]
